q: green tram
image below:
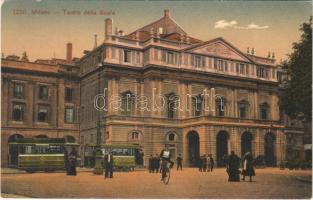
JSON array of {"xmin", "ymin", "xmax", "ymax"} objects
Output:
[
  {"xmin": 9, "ymin": 138, "xmax": 79, "ymax": 172},
  {"xmin": 86, "ymin": 144, "xmax": 137, "ymax": 171}
]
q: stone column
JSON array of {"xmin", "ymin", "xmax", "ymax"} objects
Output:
[
  {"xmin": 209, "ymin": 126, "xmax": 217, "ymax": 164},
  {"xmin": 204, "ymin": 87, "xmax": 210, "ymax": 116},
  {"xmin": 210, "ymin": 88, "xmax": 216, "ymax": 116},
  {"xmin": 254, "ymin": 91, "xmax": 259, "ymax": 119}
]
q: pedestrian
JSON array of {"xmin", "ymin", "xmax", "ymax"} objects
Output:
[
  {"xmin": 68, "ymin": 146, "xmax": 77, "ymax": 176},
  {"xmin": 198, "ymin": 156, "xmax": 203, "ymax": 172},
  {"xmin": 209, "ymin": 155, "xmax": 214, "ymax": 172},
  {"xmin": 148, "ymin": 154, "xmax": 153, "ymax": 173},
  {"xmin": 202, "ymin": 154, "xmax": 208, "ymax": 172},
  {"xmin": 152, "ymin": 154, "xmax": 157, "ymax": 173},
  {"xmin": 241, "ymin": 152, "xmax": 255, "ymax": 182},
  {"xmin": 64, "ymin": 148, "xmax": 70, "ymax": 175},
  {"xmin": 176, "ymin": 154, "xmax": 183, "ymax": 171},
  {"xmin": 227, "ymin": 151, "xmax": 240, "ymax": 182},
  {"xmin": 104, "ymin": 150, "xmax": 114, "ymax": 178},
  {"xmin": 155, "ymin": 154, "xmax": 160, "ymax": 173}
]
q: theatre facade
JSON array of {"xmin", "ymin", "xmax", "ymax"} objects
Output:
[
  {"xmin": 78, "ymin": 9, "xmax": 287, "ymax": 167},
  {"xmin": 3, "ymin": 9, "xmax": 304, "ymax": 168}
]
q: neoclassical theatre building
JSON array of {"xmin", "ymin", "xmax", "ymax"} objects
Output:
[
  {"xmin": 78, "ymin": 9, "xmax": 286, "ymax": 167},
  {"xmin": 3, "ymin": 9, "xmax": 303, "ymax": 168}
]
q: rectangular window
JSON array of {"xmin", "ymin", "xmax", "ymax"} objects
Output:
[
  {"xmin": 224, "ymin": 61, "xmax": 228, "ymax": 71},
  {"xmin": 239, "ymin": 64, "xmax": 245, "ymax": 74},
  {"xmin": 167, "ymin": 52, "xmax": 174, "ymax": 64},
  {"xmin": 38, "ymin": 106, "xmax": 49, "ymax": 122},
  {"xmin": 12, "ymin": 103, "xmax": 25, "ymax": 121},
  {"xmin": 38, "ymin": 85, "xmax": 48, "ymax": 100},
  {"xmin": 65, "ymin": 108, "xmax": 74, "ymax": 123},
  {"xmin": 154, "ymin": 49, "xmax": 158, "ymax": 61},
  {"xmin": 124, "ymin": 50, "xmax": 131, "ymax": 63},
  {"xmin": 236, "ymin": 63, "xmax": 240, "ymax": 73},
  {"xmin": 14, "ymin": 83, "xmax": 24, "ymax": 98},
  {"xmin": 194, "ymin": 56, "xmax": 201, "ymax": 69},
  {"xmin": 214, "ymin": 59, "xmax": 218, "ymax": 69},
  {"xmin": 65, "ymin": 88, "xmax": 74, "ymax": 102},
  {"xmin": 136, "ymin": 51, "xmax": 140, "ymax": 63}
]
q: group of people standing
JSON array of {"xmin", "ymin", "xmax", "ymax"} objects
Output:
[
  {"xmin": 148, "ymin": 154, "xmax": 161, "ymax": 173},
  {"xmin": 198, "ymin": 154, "xmax": 214, "ymax": 172},
  {"xmin": 226, "ymin": 151, "xmax": 255, "ymax": 182}
]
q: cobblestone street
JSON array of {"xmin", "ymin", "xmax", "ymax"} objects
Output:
[{"xmin": 1, "ymin": 168, "xmax": 311, "ymax": 198}]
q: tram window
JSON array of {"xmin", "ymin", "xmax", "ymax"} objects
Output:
[{"xmin": 25, "ymin": 145, "xmax": 33, "ymax": 154}]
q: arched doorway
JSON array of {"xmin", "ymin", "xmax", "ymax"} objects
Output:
[
  {"xmin": 241, "ymin": 132, "xmax": 253, "ymax": 157},
  {"xmin": 264, "ymin": 132, "xmax": 276, "ymax": 166},
  {"xmin": 8, "ymin": 134, "xmax": 24, "ymax": 166},
  {"xmin": 187, "ymin": 131, "xmax": 200, "ymax": 167},
  {"xmin": 216, "ymin": 131, "xmax": 229, "ymax": 167}
]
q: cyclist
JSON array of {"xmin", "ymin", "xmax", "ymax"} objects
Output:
[{"xmin": 159, "ymin": 144, "xmax": 174, "ymax": 181}]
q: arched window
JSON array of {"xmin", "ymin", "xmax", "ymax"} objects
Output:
[
  {"xmin": 192, "ymin": 94, "xmax": 203, "ymax": 117},
  {"xmin": 166, "ymin": 132, "xmax": 178, "ymax": 142},
  {"xmin": 260, "ymin": 102, "xmax": 269, "ymax": 120},
  {"xmin": 238, "ymin": 100, "xmax": 249, "ymax": 119},
  {"xmin": 131, "ymin": 132, "xmax": 139, "ymax": 140},
  {"xmin": 167, "ymin": 93, "xmax": 178, "ymax": 119},
  {"xmin": 216, "ymin": 96, "xmax": 226, "ymax": 117},
  {"xmin": 168, "ymin": 133, "xmax": 175, "ymax": 141},
  {"xmin": 121, "ymin": 91, "xmax": 134, "ymax": 115}
]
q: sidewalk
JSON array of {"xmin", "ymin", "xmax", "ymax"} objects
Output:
[
  {"xmin": 1, "ymin": 167, "xmax": 147, "ymax": 174},
  {"xmin": 1, "ymin": 167, "xmax": 93, "ymax": 174}
]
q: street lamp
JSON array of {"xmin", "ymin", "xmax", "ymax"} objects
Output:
[{"xmin": 94, "ymin": 65, "xmax": 103, "ymax": 175}]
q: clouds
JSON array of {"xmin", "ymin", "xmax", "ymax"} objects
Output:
[{"xmin": 214, "ymin": 20, "xmax": 269, "ymax": 30}]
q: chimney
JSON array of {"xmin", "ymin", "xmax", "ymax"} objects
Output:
[
  {"xmin": 105, "ymin": 18, "xmax": 113, "ymax": 40},
  {"xmin": 247, "ymin": 47, "xmax": 250, "ymax": 54},
  {"xmin": 267, "ymin": 51, "xmax": 271, "ymax": 58},
  {"xmin": 115, "ymin": 27, "xmax": 119, "ymax": 36},
  {"xmin": 94, "ymin": 34, "xmax": 98, "ymax": 49},
  {"xmin": 66, "ymin": 43, "xmax": 72, "ymax": 63},
  {"xmin": 164, "ymin": 9, "xmax": 170, "ymax": 18}
]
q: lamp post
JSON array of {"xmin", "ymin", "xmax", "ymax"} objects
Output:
[{"xmin": 93, "ymin": 66, "xmax": 103, "ymax": 175}]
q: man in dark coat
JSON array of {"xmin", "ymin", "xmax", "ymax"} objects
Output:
[
  {"xmin": 68, "ymin": 147, "xmax": 77, "ymax": 176},
  {"xmin": 198, "ymin": 156, "xmax": 203, "ymax": 172},
  {"xmin": 103, "ymin": 151, "xmax": 114, "ymax": 178},
  {"xmin": 64, "ymin": 148, "xmax": 70, "ymax": 175},
  {"xmin": 202, "ymin": 154, "xmax": 208, "ymax": 172},
  {"xmin": 209, "ymin": 155, "xmax": 214, "ymax": 172},
  {"xmin": 176, "ymin": 154, "xmax": 183, "ymax": 171},
  {"xmin": 155, "ymin": 154, "xmax": 160, "ymax": 173},
  {"xmin": 148, "ymin": 154, "xmax": 153, "ymax": 173},
  {"xmin": 242, "ymin": 152, "xmax": 255, "ymax": 182},
  {"xmin": 227, "ymin": 151, "xmax": 240, "ymax": 182}
]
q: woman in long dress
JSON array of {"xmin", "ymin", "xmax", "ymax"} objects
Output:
[{"xmin": 242, "ymin": 152, "xmax": 255, "ymax": 182}]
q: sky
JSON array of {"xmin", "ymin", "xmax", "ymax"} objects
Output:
[{"xmin": 1, "ymin": 0, "xmax": 312, "ymax": 62}]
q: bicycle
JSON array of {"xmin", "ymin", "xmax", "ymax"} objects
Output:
[{"xmin": 161, "ymin": 160, "xmax": 171, "ymax": 185}]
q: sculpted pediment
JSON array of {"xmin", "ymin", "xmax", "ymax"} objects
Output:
[{"xmin": 187, "ymin": 39, "xmax": 250, "ymax": 62}]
